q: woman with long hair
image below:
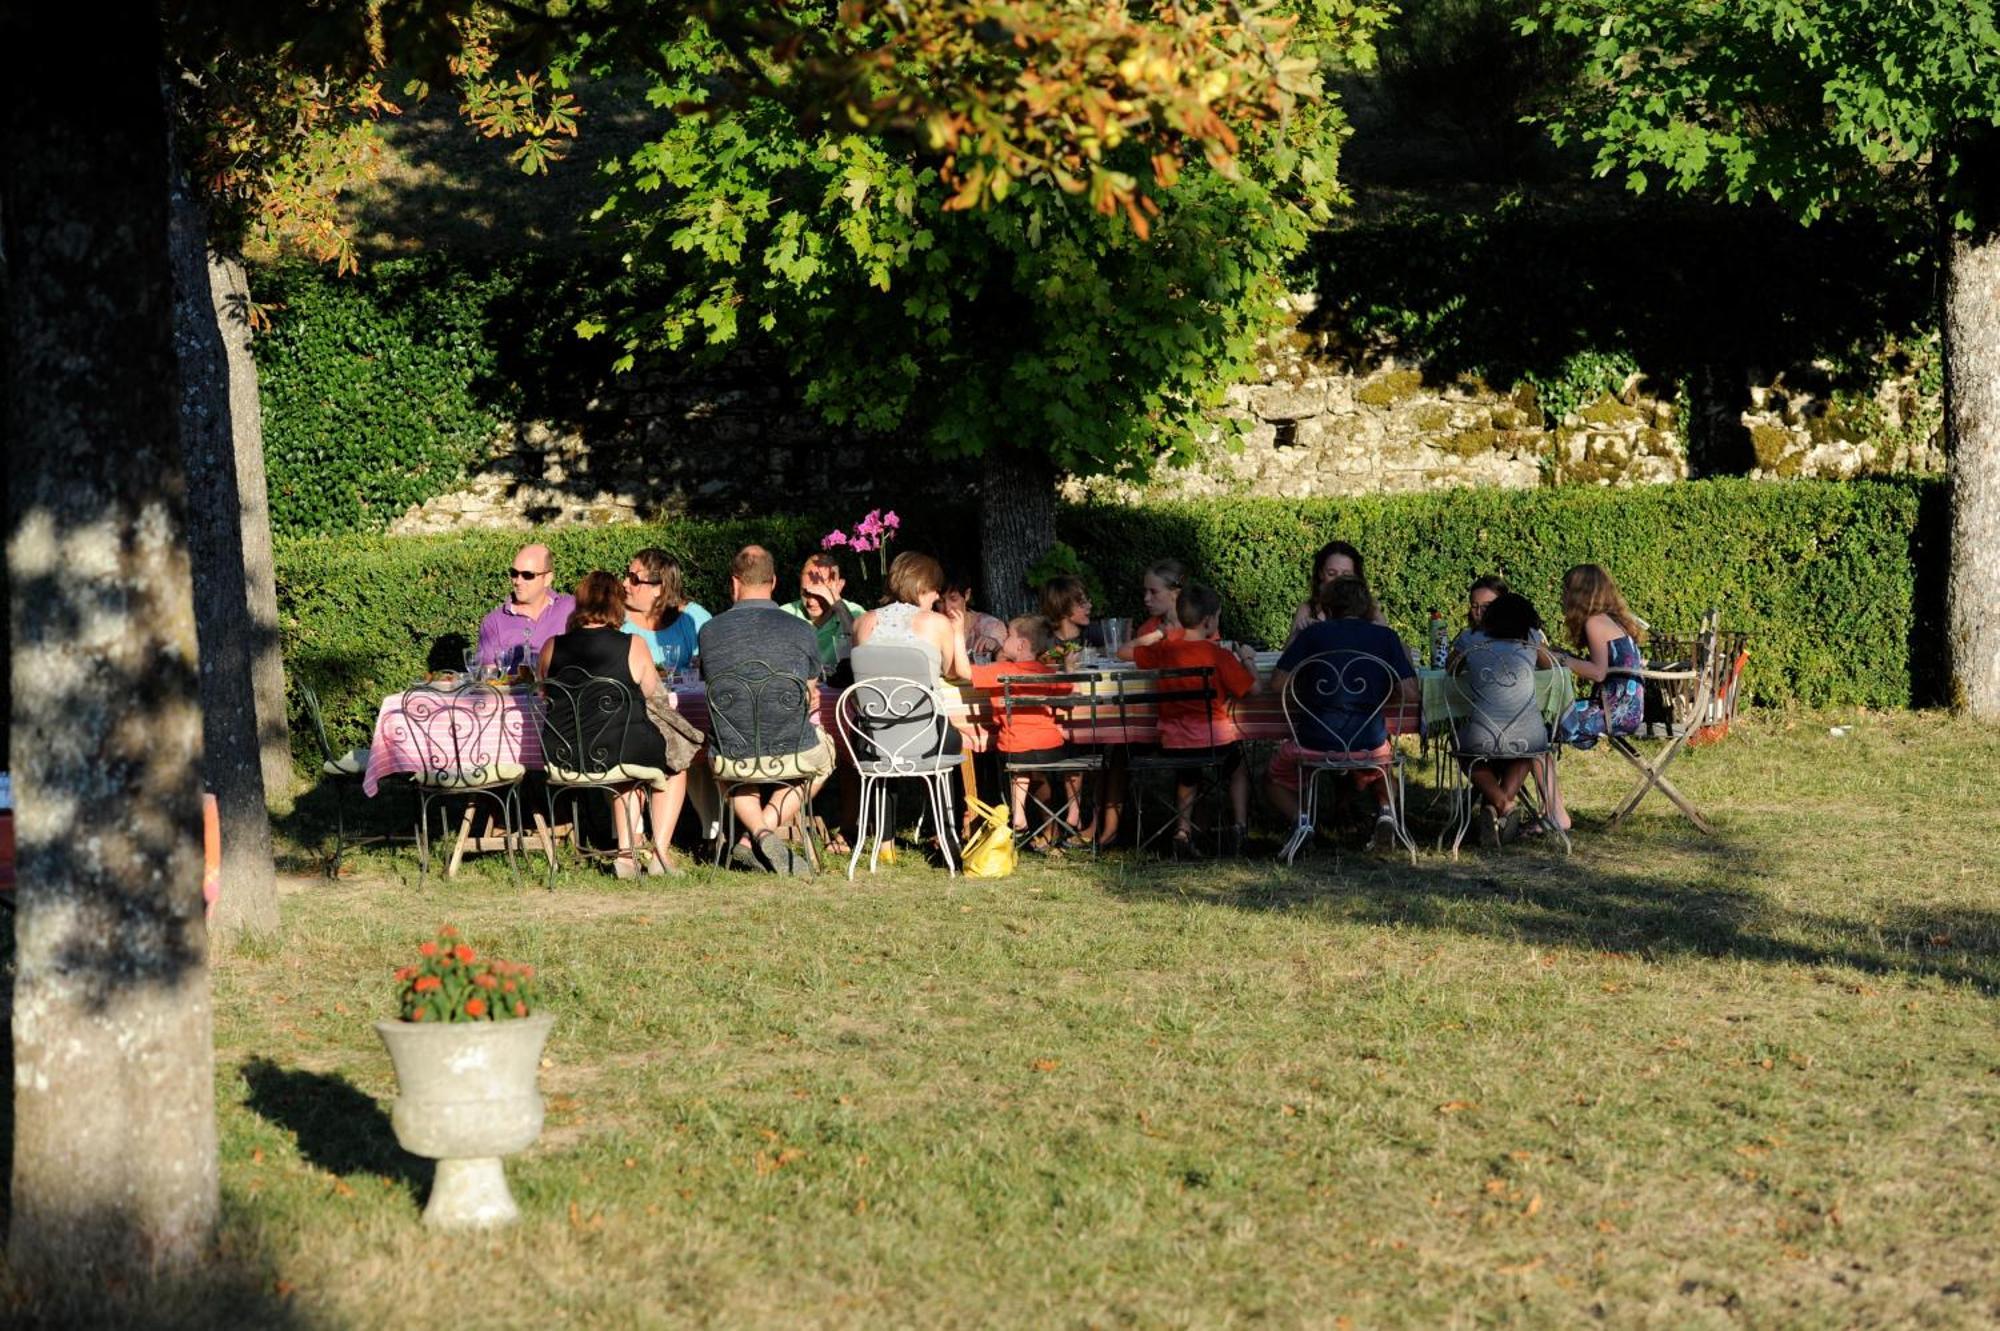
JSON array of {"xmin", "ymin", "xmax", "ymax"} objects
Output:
[{"xmin": 1544, "ymin": 563, "xmax": 1648, "ymax": 830}]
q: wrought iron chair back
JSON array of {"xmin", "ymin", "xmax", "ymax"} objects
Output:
[
  {"xmin": 836, "ymin": 676, "xmax": 957, "ymax": 776},
  {"xmin": 1444, "ymin": 640, "xmax": 1555, "ymax": 762},
  {"xmin": 540, "ymin": 667, "xmax": 652, "ymax": 784},
  {"xmin": 1279, "ymin": 650, "xmax": 1402, "ymax": 759},
  {"xmin": 1124, "ymin": 665, "xmax": 1227, "ymax": 856},
  {"xmin": 704, "ymin": 659, "xmax": 819, "ymax": 779},
  {"xmin": 395, "ymin": 681, "xmax": 524, "ymax": 789}
]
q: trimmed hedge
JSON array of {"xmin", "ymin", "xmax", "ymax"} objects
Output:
[{"xmin": 279, "ymin": 479, "xmax": 1945, "ymax": 770}]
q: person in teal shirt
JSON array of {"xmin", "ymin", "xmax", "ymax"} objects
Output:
[
  {"xmin": 621, "ymin": 548, "xmax": 709, "ymax": 672},
  {"xmin": 779, "ymin": 553, "xmax": 866, "ymax": 669}
]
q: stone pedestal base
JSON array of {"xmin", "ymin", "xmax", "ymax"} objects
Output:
[{"xmin": 425, "ymin": 1156, "xmax": 520, "ymax": 1230}]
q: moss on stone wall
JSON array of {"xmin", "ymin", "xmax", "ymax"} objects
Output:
[
  {"xmin": 1577, "ymin": 396, "xmax": 1643, "ymax": 427},
  {"xmin": 1355, "ymin": 369, "xmax": 1424, "ymax": 407},
  {"xmin": 1412, "ymin": 403, "xmax": 1454, "ymax": 431}
]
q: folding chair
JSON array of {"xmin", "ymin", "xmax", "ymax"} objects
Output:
[
  {"xmin": 1438, "ymin": 641, "xmax": 1570, "ymax": 858},
  {"xmin": 298, "ymin": 680, "xmax": 397, "ymax": 877},
  {"xmin": 537, "ymin": 667, "xmax": 676, "ymax": 889},
  {"xmin": 997, "ymin": 670, "xmax": 1114, "ymax": 853},
  {"xmin": 1124, "ymin": 667, "xmax": 1230, "ymax": 857},
  {"xmin": 1277, "ymin": 651, "xmax": 1418, "ymax": 866},
  {"xmin": 836, "ymin": 675, "xmax": 966, "ymax": 878},
  {"xmin": 1602, "ymin": 609, "xmax": 1726, "ymax": 834},
  {"xmin": 394, "ymin": 681, "xmax": 528, "ymax": 887}
]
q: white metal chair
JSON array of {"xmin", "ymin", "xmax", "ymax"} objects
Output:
[
  {"xmin": 1602, "ymin": 609, "xmax": 1726, "ymax": 834},
  {"xmin": 835, "ymin": 675, "xmax": 966, "ymax": 878},
  {"xmin": 1277, "ymin": 651, "xmax": 1417, "ymax": 866},
  {"xmin": 1438, "ymin": 640, "xmax": 1570, "ymax": 857}
]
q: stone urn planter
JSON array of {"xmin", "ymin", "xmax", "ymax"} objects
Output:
[{"xmin": 375, "ymin": 1011, "xmax": 555, "ymax": 1229}]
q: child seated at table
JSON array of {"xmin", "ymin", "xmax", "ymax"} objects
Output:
[
  {"xmin": 1119, "ymin": 558, "xmax": 1190, "ymax": 659},
  {"xmin": 970, "ymin": 616, "xmax": 1080, "ymax": 842},
  {"xmin": 1268, "ymin": 575, "xmax": 1417, "ymax": 852},
  {"xmin": 1447, "ymin": 591, "xmax": 1555, "ymax": 846},
  {"xmin": 1132, "ymin": 583, "xmax": 1258, "ymax": 857},
  {"xmin": 1542, "ymin": 562, "xmax": 1647, "ymax": 832}
]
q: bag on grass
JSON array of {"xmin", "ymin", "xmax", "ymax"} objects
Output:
[{"xmin": 960, "ymin": 797, "xmax": 1017, "ymax": 879}]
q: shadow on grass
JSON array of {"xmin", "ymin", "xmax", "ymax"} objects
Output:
[
  {"xmin": 1085, "ymin": 807, "xmax": 2000, "ymax": 995},
  {"xmin": 241, "ymin": 1060, "xmax": 429, "ymax": 1204},
  {"xmin": 0, "ymin": 1212, "xmax": 319, "ymax": 1331}
]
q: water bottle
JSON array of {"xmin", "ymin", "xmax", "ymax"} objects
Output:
[{"xmin": 1429, "ymin": 609, "xmax": 1448, "ymax": 669}]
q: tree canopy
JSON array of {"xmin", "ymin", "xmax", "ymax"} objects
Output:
[
  {"xmin": 1519, "ymin": 0, "xmax": 2000, "ymax": 229},
  {"xmin": 580, "ymin": 2, "xmax": 1387, "ymax": 480}
]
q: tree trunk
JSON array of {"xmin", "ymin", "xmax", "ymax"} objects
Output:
[
  {"xmin": 169, "ymin": 160, "xmax": 281, "ymax": 938},
  {"xmin": 978, "ymin": 449, "xmax": 1060, "ymax": 618},
  {"xmin": 3, "ymin": 8, "xmax": 220, "ymax": 1281},
  {"xmin": 1942, "ymin": 182, "xmax": 2000, "ymax": 718},
  {"xmin": 215, "ymin": 255, "xmax": 293, "ymax": 814}
]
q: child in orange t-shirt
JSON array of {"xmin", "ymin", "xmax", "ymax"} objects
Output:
[
  {"xmin": 969, "ymin": 616, "xmax": 1079, "ymax": 840},
  {"xmin": 1132, "ymin": 584, "xmax": 1258, "ymax": 856}
]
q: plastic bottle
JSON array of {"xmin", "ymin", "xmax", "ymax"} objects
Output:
[{"xmin": 1429, "ymin": 609, "xmax": 1448, "ymax": 669}]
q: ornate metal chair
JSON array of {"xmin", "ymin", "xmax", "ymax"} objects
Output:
[
  {"xmin": 1438, "ymin": 640, "xmax": 1569, "ymax": 857},
  {"xmin": 1277, "ymin": 651, "xmax": 1417, "ymax": 865},
  {"xmin": 393, "ymin": 680, "xmax": 528, "ymax": 887},
  {"xmin": 996, "ymin": 669, "xmax": 1117, "ymax": 854},
  {"xmin": 835, "ymin": 674, "xmax": 966, "ymax": 878},
  {"xmin": 1601, "ymin": 609, "xmax": 1727, "ymax": 834},
  {"xmin": 537, "ymin": 667, "xmax": 674, "ymax": 889},
  {"xmin": 704, "ymin": 660, "xmax": 828, "ymax": 871}
]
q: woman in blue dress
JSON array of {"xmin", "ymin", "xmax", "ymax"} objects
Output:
[{"xmin": 1546, "ymin": 563, "xmax": 1647, "ymax": 830}]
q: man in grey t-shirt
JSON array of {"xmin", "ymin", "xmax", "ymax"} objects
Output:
[{"xmin": 699, "ymin": 545, "xmax": 833, "ymax": 873}]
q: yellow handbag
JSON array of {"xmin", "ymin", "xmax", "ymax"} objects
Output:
[{"xmin": 960, "ymin": 797, "xmax": 1018, "ymax": 879}]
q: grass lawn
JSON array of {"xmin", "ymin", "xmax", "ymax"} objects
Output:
[{"xmin": 29, "ymin": 709, "xmax": 2000, "ymax": 1328}]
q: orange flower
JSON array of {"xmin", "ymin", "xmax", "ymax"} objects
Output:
[
  {"xmin": 419, "ymin": 941, "xmax": 439, "ymax": 958},
  {"xmin": 464, "ymin": 997, "xmax": 487, "ymax": 1018},
  {"xmin": 520, "ymin": 965, "xmax": 535, "ymax": 979},
  {"xmin": 513, "ymin": 1001, "xmax": 527, "ymax": 1017},
  {"xmin": 502, "ymin": 980, "xmax": 516, "ymax": 993},
  {"xmin": 394, "ymin": 966, "xmax": 415, "ymax": 981},
  {"xmin": 474, "ymin": 973, "xmax": 498, "ymax": 989},
  {"xmin": 414, "ymin": 975, "xmax": 441, "ymax": 993},
  {"xmin": 412, "ymin": 1007, "xmax": 427, "ymax": 1021},
  {"xmin": 453, "ymin": 944, "xmax": 476, "ymax": 964},
  {"xmin": 440, "ymin": 926, "xmax": 458, "ymax": 939}
]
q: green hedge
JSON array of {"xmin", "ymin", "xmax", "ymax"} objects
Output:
[{"xmin": 279, "ymin": 479, "xmax": 1944, "ymax": 770}]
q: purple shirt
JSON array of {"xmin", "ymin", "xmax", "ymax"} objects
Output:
[{"xmin": 477, "ymin": 593, "xmax": 576, "ymax": 671}]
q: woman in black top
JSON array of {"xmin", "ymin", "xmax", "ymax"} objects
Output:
[{"xmin": 538, "ymin": 571, "xmax": 684, "ymax": 877}]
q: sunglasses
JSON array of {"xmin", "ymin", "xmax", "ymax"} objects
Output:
[
  {"xmin": 507, "ymin": 568, "xmax": 548, "ymax": 580},
  {"xmin": 623, "ymin": 571, "xmax": 661, "ymax": 586}
]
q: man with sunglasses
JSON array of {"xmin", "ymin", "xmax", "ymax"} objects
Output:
[{"xmin": 476, "ymin": 543, "xmax": 575, "ymax": 673}]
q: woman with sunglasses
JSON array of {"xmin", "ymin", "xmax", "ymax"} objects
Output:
[{"xmin": 620, "ymin": 547, "xmax": 709, "ymax": 675}]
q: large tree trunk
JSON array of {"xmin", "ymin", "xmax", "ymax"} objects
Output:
[
  {"xmin": 3, "ymin": 8, "xmax": 220, "ymax": 1281},
  {"xmin": 213, "ymin": 254, "xmax": 293, "ymax": 812},
  {"xmin": 978, "ymin": 448, "xmax": 1059, "ymax": 618},
  {"xmin": 169, "ymin": 161, "xmax": 282, "ymax": 938},
  {"xmin": 1942, "ymin": 180, "xmax": 2000, "ymax": 718}
]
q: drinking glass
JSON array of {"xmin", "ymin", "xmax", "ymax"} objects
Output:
[
  {"xmin": 461, "ymin": 648, "xmax": 480, "ymax": 679},
  {"xmin": 1101, "ymin": 617, "xmax": 1128, "ymax": 659},
  {"xmin": 660, "ymin": 644, "xmax": 683, "ymax": 684}
]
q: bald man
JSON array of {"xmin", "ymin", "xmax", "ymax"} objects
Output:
[{"xmin": 477, "ymin": 542, "xmax": 576, "ymax": 672}]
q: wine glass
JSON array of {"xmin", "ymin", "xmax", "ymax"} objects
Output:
[{"xmin": 660, "ymin": 644, "xmax": 683, "ymax": 685}]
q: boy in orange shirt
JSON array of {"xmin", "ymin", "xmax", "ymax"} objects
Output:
[
  {"xmin": 1133, "ymin": 584, "xmax": 1258, "ymax": 857},
  {"xmin": 970, "ymin": 616, "xmax": 1079, "ymax": 841}
]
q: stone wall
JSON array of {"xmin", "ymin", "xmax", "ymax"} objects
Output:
[{"xmin": 389, "ymin": 313, "xmax": 1942, "ymax": 534}]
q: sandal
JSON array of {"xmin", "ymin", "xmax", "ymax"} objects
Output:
[{"xmin": 612, "ymin": 853, "xmax": 640, "ymax": 880}]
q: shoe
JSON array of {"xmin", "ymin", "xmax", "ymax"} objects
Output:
[
  {"xmin": 1367, "ymin": 814, "xmax": 1401, "ymax": 853},
  {"xmin": 641, "ymin": 849, "xmax": 685, "ymax": 878},
  {"xmin": 1170, "ymin": 834, "xmax": 1204, "ymax": 862},
  {"xmin": 756, "ymin": 829, "xmax": 813, "ymax": 877},
  {"xmin": 1224, "ymin": 825, "xmax": 1247, "ymax": 858},
  {"xmin": 1475, "ymin": 806, "xmax": 1501, "ymax": 850},
  {"xmin": 728, "ymin": 839, "xmax": 761, "ymax": 871},
  {"xmin": 1498, "ymin": 806, "xmax": 1525, "ymax": 845},
  {"xmin": 612, "ymin": 853, "xmax": 640, "ymax": 880}
]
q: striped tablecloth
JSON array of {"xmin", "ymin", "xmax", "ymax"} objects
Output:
[{"xmin": 363, "ymin": 667, "xmax": 1575, "ymax": 796}]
